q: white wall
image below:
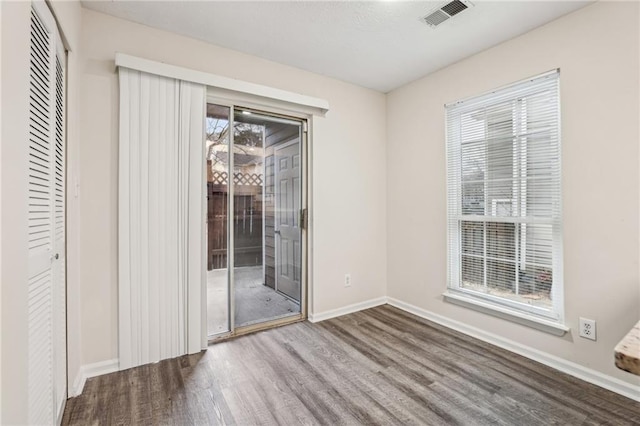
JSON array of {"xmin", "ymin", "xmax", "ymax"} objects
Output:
[
  {"xmin": 386, "ymin": 1, "xmax": 639, "ymax": 388},
  {"xmin": 0, "ymin": 1, "xmax": 81, "ymax": 420},
  {"xmin": 75, "ymin": 8, "xmax": 387, "ymax": 367},
  {"xmin": 1, "ymin": 2, "xmax": 32, "ymax": 422}
]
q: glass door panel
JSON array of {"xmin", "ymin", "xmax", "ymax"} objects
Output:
[
  {"xmin": 206, "ymin": 104, "xmax": 230, "ymax": 337},
  {"xmin": 233, "ymin": 109, "xmax": 302, "ymax": 328},
  {"xmin": 206, "ymin": 103, "xmax": 305, "ymax": 337}
]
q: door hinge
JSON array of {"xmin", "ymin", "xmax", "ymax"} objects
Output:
[{"xmin": 299, "ymin": 208, "xmax": 308, "ymax": 230}]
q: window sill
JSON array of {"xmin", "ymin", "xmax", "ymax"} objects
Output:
[{"xmin": 442, "ymin": 291, "xmax": 569, "ymax": 336}]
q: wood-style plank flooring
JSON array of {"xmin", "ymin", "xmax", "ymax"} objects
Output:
[{"xmin": 62, "ymin": 305, "xmax": 640, "ymax": 425}]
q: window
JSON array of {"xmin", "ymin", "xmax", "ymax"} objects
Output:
[{"xmin": 445, "ymin": 70, "xmax": 563, "ymax": 324}]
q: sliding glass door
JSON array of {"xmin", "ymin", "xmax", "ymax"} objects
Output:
[{"xmin": 206, "ymin": 104, "xmax": 306, "ymax": 339}]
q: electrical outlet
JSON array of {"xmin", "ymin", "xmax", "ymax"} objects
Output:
[
  {"xmin": 579, "ymin": 318, "xmax": 596, "ymax": 341},
  {"xmin": 344, "ymin": 274, "xmax": 351, "ymax": 287}
]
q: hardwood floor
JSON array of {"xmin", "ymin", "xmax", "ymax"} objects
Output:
[{"xmin": 62, "ymin": 305, "xmax": 640, "ymax": 425}]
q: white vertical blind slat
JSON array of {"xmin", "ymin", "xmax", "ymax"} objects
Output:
[
  {"xmin": 181, "ymin": 81, "xmax": 206, "ymax": 354},
  {"xmin": 140, "ymin": 71, "xmax": 150, "ymax": 364},
  {"xmin": 166, "ymin": 81, "xmax": 179, "ymax": 360},
  {"xmin": 177, "ymin": 78, "xmax": 187, "ymax": 357},
  {"xmin": 118, "ymin": 68, "xmax": 132, "ymax": 369},
  {"xmin": 131, "ymin": 69, "xmax": 141, "ymax": 365},
  {"xmin": 147, "ymin": 75, "xmax": 160, "ymax": 363}
]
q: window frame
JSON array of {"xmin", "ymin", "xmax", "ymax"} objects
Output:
[{"xmin": 444, "ymin": 70, "xmax": 565, "ymax": 328}]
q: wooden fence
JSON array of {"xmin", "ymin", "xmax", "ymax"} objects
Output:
[{"xmin": 207, "ymin": 170, "xmax": 264, "ymax": 270}]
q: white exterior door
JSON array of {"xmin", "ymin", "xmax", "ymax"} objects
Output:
[
  {"xmin": 28, "ymin": 2, "xmax": 67, "ymax": 424},
  {"xmin": 274, "ymin": 139, "xmax": 301, "ymax": 302}
]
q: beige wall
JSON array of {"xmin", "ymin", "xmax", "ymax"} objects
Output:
[
  {"xmin": 76, "ymin": 9, "xmax": 388, "ymax": 366},
  {"xmin": 386, "ymin": 1, "xmax": 639, "ymax": 387},
  {"xmin": 0, "ymin": 2, "xmax": 30, "ymax": 422}
]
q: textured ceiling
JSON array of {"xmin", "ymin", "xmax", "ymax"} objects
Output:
[{"xmin": 81, "ymin": 1, "xmax": 592, "ymax": 93}]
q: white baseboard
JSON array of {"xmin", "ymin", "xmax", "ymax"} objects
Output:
[
  {"xmin": 308, "ymin": 297, "xmax": 387, "ymax": 323},
  {"xmin": 69, "ymin": 358, "xmax": 119, "ymax": 398},
  {"xmin": 387, "ymin": 297, "xmax": 640, "ymax": 402}
]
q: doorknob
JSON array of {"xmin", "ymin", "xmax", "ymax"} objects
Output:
[
  {"xmin": 274, "ymin": 230, "xmax": 281, "ymax": 234},
  {"xmin": 54, "ymin": 253, "xmax": 59, "ymax": 260}
]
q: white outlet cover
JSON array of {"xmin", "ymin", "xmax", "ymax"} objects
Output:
[
  {"xmin": 579, "ymin": 317, "xmax": 597, "ymax": 341},
  {"xmin": 344, "ymin": 274, "xmax": 351, "ymax": 287}
]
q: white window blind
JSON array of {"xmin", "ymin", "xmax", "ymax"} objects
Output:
[{"xmin": 446, "ymin": 70, "xmax": 563, "ymax": 322}]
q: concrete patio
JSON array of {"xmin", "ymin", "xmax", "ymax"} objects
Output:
[{"xmin": 207, "ymin": 266, "xmax": 299, "ymax": 335}]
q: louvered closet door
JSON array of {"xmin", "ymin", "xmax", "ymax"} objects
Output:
[{"xmin": 28, "ymin": 1, "xmax": 67, "ymax": 424}]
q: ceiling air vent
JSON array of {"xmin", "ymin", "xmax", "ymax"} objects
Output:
[{"xmin": 422, "ymin": 0, "xmax": 474, "ymax": 28}]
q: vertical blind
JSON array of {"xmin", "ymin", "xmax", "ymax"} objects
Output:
[
  {"xmin": 446, "ymin": 70, "xmax": 563, "ymax": 320},
  {"xmin": 118, "ymin": 68, "xmax": 206, "ymax": 370}
]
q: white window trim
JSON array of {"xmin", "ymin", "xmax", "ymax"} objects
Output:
[
  {"xmin": 444, "ymin": 70, "xmax": 565, "ymax": 335},
  {"xmin": 443, "ymin": 291, "xmax": 570, "ymax": 336}
]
